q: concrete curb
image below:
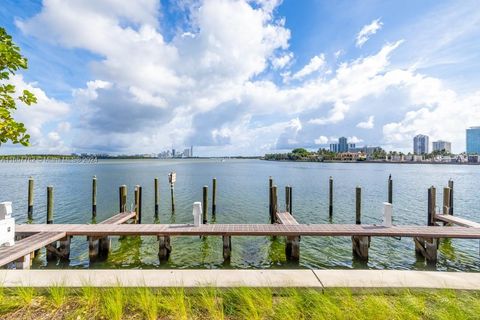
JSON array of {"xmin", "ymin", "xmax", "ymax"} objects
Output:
[{"xmin": 0, "ymin": 270, "xmax": 479, "ymax": 289}]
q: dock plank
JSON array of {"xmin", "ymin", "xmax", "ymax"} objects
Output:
[
  {"xmin": 99, "ymin": 211, "xmax": 136, "ymax": 225},
  {"xmin": 14, "ymin": 224, "xmax": 480, "ymax": 239},
  {"xmin": 435, "ymin": 214, "xmax": 480, "ymax": 228},
  {"xmin": 0, "ymin": 232, "xmax": 66, "ymax": 267},
  {"xmin": 276, "ymin": 212, "xmax": 299, "ymax": 225}
]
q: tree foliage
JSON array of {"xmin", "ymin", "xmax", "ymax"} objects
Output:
[{"xmin": 0, "ymin": 27, "xmax": 36, "ymax": 146}]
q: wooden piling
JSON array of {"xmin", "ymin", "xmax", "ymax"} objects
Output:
[
  {"xmin": 223, "ymin": 235, "xmax": 231, "ymax": 261},
  {"xmin": 329, "ymin": 176, "xmax": 333, "ymax": 218},
  {"xmin": 285, "ymin": 186, "xmax": 290, "ymax": 213},
  {"xmin": 355, "ymin": 186, "xmax": 361, "ymax": 224},
  {"xmin": 289, "ymin": 186, "xmax": 293, "ymax": 215},
  {"xmin": 47, "ymin": 186, "xmax": 54, "ymax": 224},
  {"xmin": 443, "ymin": 187, "xmax": 451, "ymax": 215},
  {"xmin": 212, "ymin": 178, "xmax": 217, "ymax": 216},
  {"xmin": 448, "ymin": 179, "xmax": 454, "ymax": 215},
  {"xmin": 427, "ymin": 186, "xmax": 436, "ymax": 226},
  {"xmin": 27, "ymin": 177, "xmax": 34, "ymax": 220},
  {"xmin": 202, "ymin": 185, "xmax": 208, "ymax": 224},
  {"xmin": 269, "ymin": 177, "xmax": 273, "ymax": 221},
  {"xmin": 388, "ymin": 175, "xmax": 393, "ymax": 204},
  {"xmin": 134, "ymin": 185, "xmax": 142, "ymax": 224},
  {"xmin": 92, "ymin": 176, "xmax": 97, "ymax": 218},
  {"xmin": 271, "ymin": 185, "xmax": 278, "ymax": 223},
  {"xmin": 154, "ymin": 178, "xmax": 159, "ymax": 217},
  {"xmin": 119, "ymin": 185, "xmax": 127, "ymax": 213},
  {"xmin": 158, "ymin": 236, "xmax": 171, "ymax": 262},
  {"xmin": 170, "ymin": 184, "xmax": 175, "ymax": 213}
]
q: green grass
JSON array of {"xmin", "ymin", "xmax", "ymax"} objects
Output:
[{"xmin": 0, "ymin": 287, "xmax": 478, "ymax": 319}]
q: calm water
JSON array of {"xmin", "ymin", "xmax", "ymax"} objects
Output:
[{"xmin": 1, "ymin": 159, "xmax": 479, "ymax": 271}]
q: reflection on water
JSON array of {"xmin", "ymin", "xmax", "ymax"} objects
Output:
[{"xmin": 1, "ymin": 159, "xmax": 480, "ymax": 270}]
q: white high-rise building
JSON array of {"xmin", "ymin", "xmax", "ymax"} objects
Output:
[
  {"xmin": 432, "ymin": 140, "xmax": 451, "ymax": 153},
  {"xmin": 413, "ymin": 134, "xmax": 429, "ymax": 155}
]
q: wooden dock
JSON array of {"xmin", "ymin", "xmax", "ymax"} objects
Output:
[
  {"xmin": 435, "ymin": 214, "xmax": 480, "ymax": 228},
  {"xmin": 15, "ymin": 222, "xmax": 480, "ymax": 238}
]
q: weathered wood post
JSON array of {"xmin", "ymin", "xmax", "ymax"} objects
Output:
[
  {"xmin": 92, "ymin": 175, "xmax": 97, "ymax": 218},
  {"xmin": 352, "ymin": 186, "xmax": 369, "ymax": 261},
  {"xmin": 355, "ymin": 186, "xmax": 361, "ymax": 225},
  {"xmin": 134, "ymin": 185, "xmax": 142, "ymax": 224},
  {"xmin": 414, "ymin": 186, "xmax": 438, "ymax": 263},
  {"xmin": 448, "ymin": 179, "xmax": 454, "ymax": 215},
  {"xmin": 289, "ymin": 186, "xmax": 293, "ymax": 215},
  {"xmin": 223, "ymin": 235, "xmax": 231, "ymax": 261},
  {"xmin": 46, "ymin": 186, "xmax": 57, "ymax": 262},
  {"xmin": 47, "ymin": 186, "xmax": 54, "ymax": 224},
  {"xmin": 271, "ymin": 185, "xmax": 278, "ymax": 223},
  {"xmin": 169, "ymin": 172, "xmax": 176, "ymax": 213},
  {"xmin": 119, "ymin": 185, "xmax": 127, "ymax": 213},
  {"xmin": 212, "ymin": 178, "xmax": 217, "ymax": 217},
  {"xmin": 443, "ymin": 187, "xmax": 451, "ymax": 215},
  {"xmin": 269, "ymin": 176, "xmax": 273, "ymax": 222},
  {"xmin": 202, "ymin": 185, "xmax": 208, "ymax": 224},
  {"xmin": 158, "ymin": 236, "xmax": 171, "ymax": 262},
  {"xmin": 154, "ymin": 178, "xmax": 159, "ymax": 217},
  {"xmin": 285, "ymin": 186, "xmax": 290, "ymax": 213},
  {"xmin": 388, "ymin": 174, "xmax": 393, "ymax": 204},
  {"xmin": 27, "ymin": 177, "xmax": 34, "ymax": 220},
  {"xmin": 328, "ymin": 176, "xmax": 333, "ymax": 218}
]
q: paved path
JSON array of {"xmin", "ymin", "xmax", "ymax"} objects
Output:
[{"xmin": 1, "ymin": 270, "xmax": 479, "ymax": 290}]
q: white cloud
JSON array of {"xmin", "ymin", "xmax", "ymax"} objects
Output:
[
  {"xmin": 314, "ymin": 135, "xmax": 328, "ymax": 144},
  {"xmin": 271, "ymin": 52, "xmax": 293, "ymax": 69},
  {"xmin": 356, "ymin": 115, "xmax": 375, "ymax": 129},
  {"xmin": 347, "ymin": 136, "xmax": 363, "ymax": 144},
  {"xmin": 356, "ymin": 18, "xmax": 383, "ymax": 48},
  {"xmin": 290, "ymin": 54, "xmax": 325, "ymax": 80}
]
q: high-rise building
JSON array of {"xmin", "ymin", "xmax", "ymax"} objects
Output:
[
  {"xmin": 467, "ymin": 127, "xmax": 480, "ymax": 154},
  {"xmin": 190, "ymin": 145, "xmax": 193, "ymax": 157},
  {"xmin": 432, "ymin": 140, "xmax": 452, "ymax": 153},
  {"xmin": 172, "ymin": 149, "xmax": 176, "ymax": 157},
  {"xmin": 413, "ymin": 134, "xmax": 429, "ymax": 155},
  {"xmin": 183, "ymin": 148, "xmax": 190, "ymax": 157},
  {"xmin": 338, "ymin": 137, "xmax": 348, "ymax": 153},
  {"xmin": 329, "ymin": 143, "xmax": 338, "ymax": 153}
]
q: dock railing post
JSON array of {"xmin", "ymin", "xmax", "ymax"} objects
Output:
[
  {"xmin": 269, "ymin": 177, "xmax": 273, "ymax": 222},
  {"xmin": 154, "ymin": 178, "xmax": 159, "ymax": 217},
  {"xmin": 427, "ymin": 186, "xmax": 436, "ymax": 226},
  {"xmin": 285, "ymin": 186, "xmax": 290, "ymax": 213},
  {"xmin": 212, "ymin": 178, "xmax": 217, "ymax": 217},
  {"xmin": 355, "ymin": 186, "xmax": 361, "ymax": 224},
  {"xmin": 27, "ymin": 177, "xmax": 34, "ymax": 220},
  {"xmin": 134, "ymin": 185, "xmax": 142, "ymax": 224},
  {"xmin": 92, "ymin": 176, "xmax": 97, "ymax": 219},
  {"xmin": 443, "ymin": 187, "xmax": 451, "ymax": 216},
  {"xmin": 202, "ymin": 185, "xmax": 208, "ymax": 224},
  {"xmin": 289, "ymin": 186, "xmax": 293, "ymax": 215},
  {"xmin": 329, "ymin": 176, "xmax": 333, "ymax": 218}
]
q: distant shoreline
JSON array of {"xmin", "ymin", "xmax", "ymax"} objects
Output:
[{"xmin": 261, "ymin": 159, "xmax": 480, "ymax": 165}]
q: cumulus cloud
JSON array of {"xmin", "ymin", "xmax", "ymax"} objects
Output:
[
  {"xmin": 356, "ymin": 18, "xmax": 383, "ymax": 47},
  {"xmin": 314, "ymin": 135, "xmax": 328, "ymax": 145},
  {"xmin": 347, "ymin": 136, "xmax": 363, "ymax": 144},
  {"xmin": 290, "ymin": 54, "xmax": 325, "ymax": 80},
  {"xmin": 356, "ymin": 115, "xmax": 375, "ymax": 129}
]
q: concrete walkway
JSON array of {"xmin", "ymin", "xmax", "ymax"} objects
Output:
[{"xmin": 1, "ymin": 270, "xmax": 479, "ymax": 290}]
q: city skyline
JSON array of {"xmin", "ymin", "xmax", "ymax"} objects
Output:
[{"xmin": 1, "ymin": 1, "xmax": 480, "ymax": 156}]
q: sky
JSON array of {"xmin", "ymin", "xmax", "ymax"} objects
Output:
[{"xmin": 1, "ymin": 0, "xmax": 480, "ymax": 156}]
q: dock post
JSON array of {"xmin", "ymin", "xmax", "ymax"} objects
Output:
[
  {"xmin": 46, "ymin": 186, "xmax": 57, "ymax": 262},
  {"xmin": 212, "ymin": 178, "xmax": 217, "ymax": 217},
  {"xmin": 170, "ymin": 184, "xmax": 175, "ymax": 213},
  {"xmin": 134, "ymin": 185, "xmax": 142, "ymax": 224},
  {"xmin": 202, "ymin": 186, "xmax": 208, "ymax": 224},
  {"xmin": 448, "ymin": 179, "xmax": 454, "ymax": 215},
  {"xmin": 158, "ymin": 236, "xmax": 171, "ymax": 262},
  {"xmin": 269, "ymin": 177, "xmax": 273, "ymax": 222},
  {"xmin": 427, "ymin": 186, "xmax": 436, "ymax": 226},
  {"xmin": 223, "ymin": 235, "xmax": 231, "ymax": 261},
  {"xmin": 352, "ymin": 186, "xmax": 369, "ymax": 261},
  {"xmin": 92, "ymin": 176, "xmax": 97, "ymax": 218},
  {"xmin": 271, "ymin": 185, "xmax": 278, "ymax": 223},
  {"xmin": 119, "ymin": 185, "xmax": 127, "ymax": 213},
  {"xmin": 14, "ymin": 253, "xmax": 31, "ymax": 270},
  {"xmin": 415, "ymin": 186, "xmax": 438, "ymax": 264},
  {"xmin": 285, "ymin": 186, "xmax": 290, "ymax": 213},
  {"xmin": 388, "ymin": 175, "xmax": 393, "ymax": 204},
  {"xmin": 329, "ymin": 176, "xmax": 333, "ymax": 218},
  {"xmin": 289, "ymin": 186, "xmax": 293, "ymax": 215},
  {"xmin": 355, "ymin": 186, "xmax": 361, "ymax": 224},
  {"xmin": 154, "ymin": 178, "xmax": 159, "ymax": 217},
  {"xmin": 27, "ymin": 177, "xmax": 34, "ymax": 220},
  {"xmin": 443, "ymin": 187, "xmax": 451, "ymax": 216},
  {"xmin": 58, "ymin": 236, "xmax": 71, "ymax": 261}
]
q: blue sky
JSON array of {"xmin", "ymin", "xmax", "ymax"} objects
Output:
[{"xmin": 1, "ymin": 0, "xmax": 480, "ymax": 155}]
